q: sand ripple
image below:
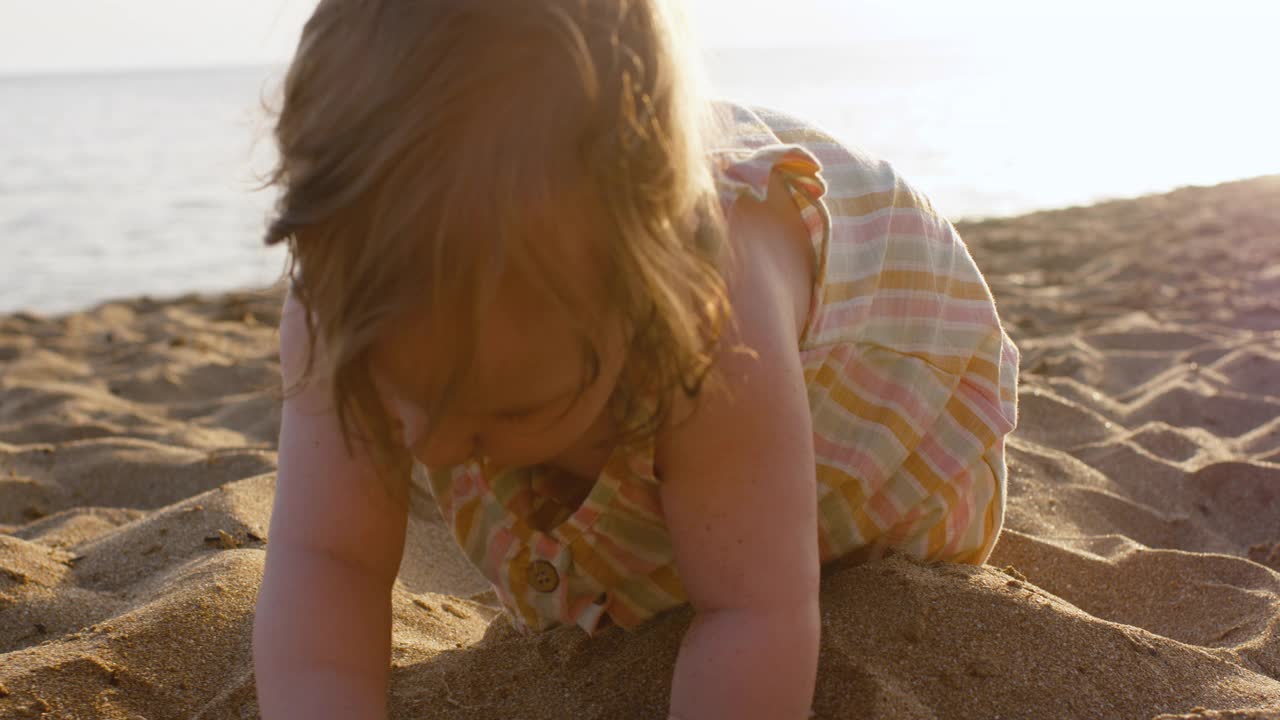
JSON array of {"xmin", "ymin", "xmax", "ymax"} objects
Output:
[{"xmin": 3, "ymin": 176, "xmax": 1280, "ymax": 718}]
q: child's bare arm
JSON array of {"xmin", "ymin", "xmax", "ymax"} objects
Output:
[
  {"xmin": 253, "ymin": 292, "xmax": 409, "ymax": 720},
  {"xmin": 658, "ymin": 184, "xmax": 821, "ymax": 720},
  {"xmin": 254, "ymin": 548, "xmax": 400, "ymax": 719}
]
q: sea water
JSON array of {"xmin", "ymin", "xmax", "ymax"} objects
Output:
[{"xmin": 1, "ymin": 43, "xmax": 1276, "ymax": 314}]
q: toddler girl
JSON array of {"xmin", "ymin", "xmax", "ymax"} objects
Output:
[{"xmin": 252, "ymin": 1, "xmax": 1019, "ymax": 718}]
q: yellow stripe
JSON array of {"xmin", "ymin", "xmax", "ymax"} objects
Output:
[
  {"xmin": 506, "ymin": 546, "xmax": 538, "ymax": 625},
  {"xmin": 825, "ymin": 181, "xmax": 943, "ymax": 221},
  {"xmin": 454, "ymin": 496, "xmax": 479, "ymax": 549},
  {"xmin": 926, "ymin": 513, "xmax": 949, "ymax": 557},
  {"xmin": 825, "ymin": 189, "xmax": 900, "ymax": 218},
  {"xmin": 944, "ymin": 394, "xmax": 999, "ymax": 448},
  {"xmin": 901, "ymin": 453, "xmax": 947, "ymax": 498},
  {"xmin": 948, "ymin": 477, "xmax": 998, "ymax": 565},
  {"xmin": 777, "ymin": 156, "xmax": 820, "ymax": 178},
  {"xmin": 848, "ymin": 500, "xmax": 886, "ymax": 540},
  {"xmin": 568, "ymin": 535, "xmax": 626, "ymax": 589},
  {"xmin": 966, "ymin": 355, "xmax": 1001, "ymax": 390},
  {"xmin": 814, "ymin": 362, "xmax": 922, "ymax": 452},
  {"xmin": 839, "ymin": 491, "xmax": 880, "ymax": 543},
  {"xmin": 822, "ymin": 271, "xmax": 992, "ymax": 305},
  {"xmin": 774, "ymin": 126, "xmax": 839, "ymax": 146},
  {"xmin": 608, "ymin": 595, "xmax": 644, "ymax": 630},
  {"xmin": 649, "ymin": 564, "xmax": 685, "ymax": 600},
  {"xmin": 818, "ymin": 463, "xmax": 863, "ymax": 505},
  {"xmin": 818, "ymin": 461, "xmax": 883, "ymax": 541},
  {"xmin": 1001, "ymin": 382, "xmax": 1017, "ymax": 403},
  {"xmin": 936, "ymin": 481, "xmax": 963, "ymax": 547}
]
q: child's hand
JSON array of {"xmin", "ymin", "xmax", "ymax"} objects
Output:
[{"xmin": 656, "ymin": 189, "xmax": 821, "ymax": 720}]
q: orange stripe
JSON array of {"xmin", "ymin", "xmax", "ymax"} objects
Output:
[
  {"xmin": 506, "ymin": 547, "xmax": 537, "ymax": 625},
  {"xmin": 568, "ymin": 535, "xmax": 626, "ymax": 589},
  {"xmin": 849, "ymin": 504, "xmax": 884, "ymax": 542},
  {"xmin": 841, "ymin": 475, "xmax": 888, "ymax": 540},
  {"xmin": 867, "ymin": 492, "xmax": 901, "ymax": 529},
  {"xmin": 818, "ymin": 463, "xmax": 863, "ymax": 506},
  {"xmin": 823, "ymin": 466, "xmax": 876, "ymax": 539},
  {"xmin": 825, "ymin": 189, "xmax": 900, "ymax": 218},
  {"xmin": 813, "ymin": 332, "xmax": 1000, "ymax": 392},
  {"xmin": 649, "ymin": 564, "xmax": 686, "ymax": 600},
  {"xmin": 777, "ymin": 155, "xmax": 820, "ymax": 179},
  {"xmin": 816, "ymin": 522, "xmax": 835, "ymax": 562},
  {"xmin": 607, "ymin": 597, "xmax": 644, "ymax": 630},
  {"xmin": 454, "ymin": 496, "xmax": 480, "ymax": 548},
  {"xmin": 901, "ymin": 453, "xmax": 947, "ymax": 498},
  {"xmin": 944, "ymin": 394, "xmax": 999, "ymax": 448},
  {"xmin": 822, "ymin": 271, "xmax": 992, "ymax": 305},
  {"xmin": 966, "ymin": 355, "xmax": 1001, "ymax": 390},
  {"xmin": 948, "ymin": 486, "xmax": 998, "ymax": 565},
  {"xmin": 825, "ymin": 180, "xmax": 943, "ymax": 220},
  {"xmin": 509, "ymin": 517, "xmax": 534, "ymax": 545},
  {"xmin": 926, "ymin": 514, "xmax": 949, "ymax": 557},
  {"xmin": 815, "ymin": 362, "xmax": 922, "ymax": 452},
  {"xmin": 1000, "ymin": 382, "xmax": 1017, "ymax": 403},
  {"xmin": 929, "ymin": 475, "xmax": 966, "ymax": 560}
]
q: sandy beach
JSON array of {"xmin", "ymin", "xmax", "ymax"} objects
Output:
[{"xmin": 2, "ymin": 175, "xmax": 1279, "ymax": 719}]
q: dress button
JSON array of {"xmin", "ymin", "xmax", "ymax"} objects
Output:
[{"xmin": 528, "ymin": 559, "xmax": 559, "ymax": 593}]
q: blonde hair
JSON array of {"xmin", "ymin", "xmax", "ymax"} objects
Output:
[{"xmin": 263, "ymin": 0, "xmax": 732, "ymax": 500}]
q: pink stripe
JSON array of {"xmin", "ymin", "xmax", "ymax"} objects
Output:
[
  {"xmin": 724, "ymin": 150, "xmax": 824, "ymax": 203},
  {"xmin": 790, "ymin": 176, "xmax": 826, "ymax": 202},
  {"xmin": 867, "ymin": 490, "xmax": 904, "ymax": 530},
  {"xmin": 814, "ymin": 299, "xmax": 871, "ymax": 329},
  {"xmin": 568, "ymin": 594, "xmax": 598, "ymax": 631},
  {"xmin": 453, "ymin": 467, "xmax": 476, "ymax": 497},
  {"xmin": 820, "ymin": 296, "xmax": 995, "ymax": 333},
  {"xmin": 567, "ymin": 505, "xmax": 600, "ymax": 531},
  {"xmin": 1002, "ymin": 338, "xmax": 1021, "ymax": 366},
  {"xmin": 791, "ymin": 144, "xmax": 896, "ymax": 187},
  {"xmin": 587, "ymin": 530, "xmax": 661, "ymax": 576},
  {"xmin": 724, "ymin": 150, "xmax": 800, "ymax": 190},
  {"xmin": 486, "ymin": 530, "xmax": 515, "ymax": 577},
  {"xmin": 882, "ymin": 506, "xmax": 922, "ymax": 544},
  {"xmin": 831, "ymin": 343, "xmax": 937, "ymax": 428},
  {"xmin": 534, "ymin": 534, "xmax": 558, "ymax": 559},
  {"xmin": 627, "ymin": 451, "xmax": 654, "ymax": 478},
  {"xmin": 831, "ymin": 209, "xmax": 944, "ymax": 243},
  {"xmin": 915, "ymin": 433, "xmax": 968, "ymax": 481},
  {"xmin": 955, "ymin": 378, "xmax": 1016, "ymax": 435},
  {"xmin": 473, "ymin": 464, "xmax": 495, "ymax": 493},
  {"xmin": 616, "ymin": 480, "xmax": 663, "ymax": 517},
  {"xmin": 802, "ymin": 210, "xmax": 824, "ymax": 239},
  {"xmin": 867, "ymin": 296, "xmax": 995, "ymax": 325},
  {"xmin": 942, "ymin": 466, "xmax": 978, "ymax": 556},
  {"xmin": 813, "ymin": 428, "xmax": 887, "ymax": 492}
]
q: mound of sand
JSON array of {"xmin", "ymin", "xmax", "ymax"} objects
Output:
[{"xmin": 3, "ymin": 175, "xmax": 1280, "ymax": 719}]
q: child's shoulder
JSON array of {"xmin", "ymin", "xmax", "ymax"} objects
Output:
[
  {"xmin": 726, "ymin": 169, "xmax": 816, "ymax": 343},
  {"xmin": 712, "ymin": 100, "xmax": 911, "ymax": 206},
  {"xmin": 657, "ymin": 164, "xmax": 814, "ymax": 452}
]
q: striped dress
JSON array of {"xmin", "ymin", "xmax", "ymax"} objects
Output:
[{"xmin": 427, "ymin": 101, "xmax": 1021, "ymax": 634}]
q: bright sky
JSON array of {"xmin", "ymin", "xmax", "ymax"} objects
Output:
[{"xmin": 5, "ymin": 0, "xmax": 1278, "ymax": 75}]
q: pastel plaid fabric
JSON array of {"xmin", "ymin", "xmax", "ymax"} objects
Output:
[{"xmin": 427, "ymin": 102, "xmax": 1020, "ymax": 634}]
